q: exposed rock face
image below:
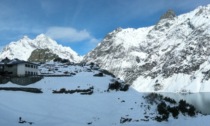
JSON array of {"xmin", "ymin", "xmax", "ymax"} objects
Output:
[
  {"xmin": 160, "ymin": 9, "xmax": 176, "ymax": 20},
  {"xmin": 28, "ymin": 49, "xmax": 59, "ymax": 62},
  {"xmin": 84, "ymin": 5, "xmax": 210, "ymax": 92},
  {"xmin": 83, "ymin": 26, "xmax": 152, "ymax": 83}
]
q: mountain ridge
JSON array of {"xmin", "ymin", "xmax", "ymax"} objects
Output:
[
  {"xmin": 0, "ymin": 34, "xmax": 82, "ymax": 63},
  {"xmin": 84, "ymin": 4, "xmax": 210, "ymax": 92},
  {"xmin": 1, "ymin": 4, "xmax": 210, "ymax": 92}
]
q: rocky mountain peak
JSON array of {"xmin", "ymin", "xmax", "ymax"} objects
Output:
[
  {"xmin": 35, "ymin": 34, "xmax": 52, "ymax": 42},
  {"xmin": 18, "ymin": 36, "xmax": 32, "ymax": 44},
  {"xmin": 0, "ymin": 34, "xmax": 82, "ymax": 62},
  {"xmin": 84, "ymin": 4, "xmax": 210, "ymax": 92},
  {"xmin": 160, "ymin": 9, "xmax": 176, "ymax": 20},
  {"xmin": 33, "ymin": 34, "xmax": 57, "ymax": 49},
  {"xmin": 22, "ymin": 35, "xmax": 31, "ymax": 40},
  {"xmin": 36, "ymin": 33, "xmax": 46, "ymax": 38}
]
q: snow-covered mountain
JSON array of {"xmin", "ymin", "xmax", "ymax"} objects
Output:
[
  {"xmin": 0, "ymin": 34, "xmax": 82, "ymax": 62},
  {"xmin": 84, "ymin": 5, "xmax": 210, "ymax": 92}
]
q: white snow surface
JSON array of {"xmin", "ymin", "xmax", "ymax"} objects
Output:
[
  {"xmin": 0, "ymin": 34, "xmax": 82, "ymax": 62},
  {"xmin": 84, "ymin": 4, "xmax": 210, "ymax": 93},
  {"xmin": 0, "ymin": 63, "xmax": 210, "ymax": 126}
]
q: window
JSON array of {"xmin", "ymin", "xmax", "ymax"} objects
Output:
[
  {"xmin": 7, "ymin": 65, "xmax": 13, "ymax": 67},
  {"xmin": 25, "ymin": 64, "xmax": 30, "ymax": 67},
  {"xmin": 27, "ymin": 71, "xmax": 28, "ymax": 75}
]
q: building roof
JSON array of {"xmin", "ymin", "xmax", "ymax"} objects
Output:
[{"xmin": 0, "ymin": 58, "xmax": 39, "ymax": 66}]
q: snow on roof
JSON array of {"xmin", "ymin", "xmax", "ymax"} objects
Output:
[{"xmin": 0, "ymin": 58, "xmax": 39, "ymax": 66}]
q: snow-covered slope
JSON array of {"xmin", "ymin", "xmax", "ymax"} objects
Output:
[
  {"xmin": 0, "ymin": 63, "xmax": 209, "ymax": 126},
  {"xmin": 84, "ymin": 26, "xmax": 152, "ymax": 80},
  {"xmin": 84, "ymin": 4, "xmax": 210, "ymax": 92},
  {"xmin": 0, "ymin": 34, "xmax": 82, "ymax": 62}
]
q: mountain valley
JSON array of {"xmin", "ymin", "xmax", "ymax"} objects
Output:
[{"xmin": 1, "ymin": 4, "xmax": 210, "ymax": 126}]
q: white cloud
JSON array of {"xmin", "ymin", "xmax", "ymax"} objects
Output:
[
  {"xmin": 46, "ymin": 27, "xmax": 94, "ymax": 42},
  {"xmin": 87, "ymin": 38, "xmax": 101, "ymax": 49},
  {"xmin": 78, "ymin": 37, "xmax": 101, "ymax": 55},
  {"xmin": 89, "ymin": 38, "xmax": 100, "ymax": 44}
]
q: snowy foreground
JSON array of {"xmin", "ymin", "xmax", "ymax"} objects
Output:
[{"xmin": 0, "ymin": 65, "xmax": 210, "ymax": 126}]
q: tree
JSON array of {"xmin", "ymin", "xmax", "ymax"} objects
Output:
[{"xmin": 168, "ymin": 106, "xmax": 179, "ymax": 118}]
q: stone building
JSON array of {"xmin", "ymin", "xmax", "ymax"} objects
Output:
[{"xmin": 0, "ymin": 58, "xmax": 39, "ymax": 76}]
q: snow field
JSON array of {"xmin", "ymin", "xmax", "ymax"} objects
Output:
[{"xmin": 1, "ymin": 69, "xmax": 210, "ymax": 126}]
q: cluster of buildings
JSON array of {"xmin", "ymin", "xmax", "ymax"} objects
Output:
[{"xmin": 0, "ymin": 58, "xmax": 39, "ymax": 77}]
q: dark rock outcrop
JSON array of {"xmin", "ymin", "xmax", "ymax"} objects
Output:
[
  {"xmin": 160, "ymin": 9, "xmax": 176, "ymax": 20},
  {"xmin": 28, "ymin": 49, "xmax": 59, "ymax": 62}
]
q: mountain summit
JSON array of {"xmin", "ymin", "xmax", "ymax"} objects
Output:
[
  {"xmin": 160, "ymin": 9, "xmax": 176, "ymax": 20},
  {"xmin": 84, "ymin": 4, "xmax": 210, "ymax": 92},
  {"xmin": 0, "ymin": 34, "xmax": 82, "ymax": 62}
]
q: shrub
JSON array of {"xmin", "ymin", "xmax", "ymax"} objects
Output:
[
  {"xmin": 99, "ymin": 69, "xmax": 115, "ymax": 77},
  {"xmin": 188, "ymin": 105, "xmax": 196, "ymax": 116},
  {"xmin": 164, "ymin": 97, "xmax": 176, "ymax": 104},
  {"xmin": 120, "ymin": 84, "xmax": 130, "ymax": 91},
  {"xmin": 178, "ymin": 99, "xmax": 196, "ymax": 116},
  {"xmin": 53, "ymin": 58, "xmax": 62, "ymax": 62},
  {"xmin": 156, "ymin": 102, "xmax": 169, "ymax": 121},
  {"xmin": 63, "ymin": 71, "xmax": 69, "ymax": 74},
  {"xmin": 93, "ymin": 72, "xmax": 103, "ymax": 77},
  {"xmin": 52, "ymin": 87, "xmax": 94, "ymax": 95},
  {"xmin": 120, "ymin": 117, "xmax": 132, "ymax": 124},
  {"xmin": 60, "ymin": 88, "xmax": 66, "ymax": 93},
  {"xmin": 155, "ymin": 116, "xmax": 162, "ymax": 122},
  {"xmin": 157, "ymin": 102, "xmax": 167, "ymax": 115},
  {"xmin": 168, "ymin": 106, "xmax": 179, "ymax": 118},
  {"xmin": 153, "ymin": 97, "xmax": 197, "ymax": 122},
  {"xmin": 108, "ymin": 81, "xmax": 121, "ymax": 91},
  {"xmin": 90, "ymin": 62, "xmax": 94, "ymax": 69},
  {"xmin": 61, "ymin": 59, "xmax": 70, "ymax": 63},
  {"xmin": 179, "ymin": 100, "xmax": 188, "ymax": 114}
]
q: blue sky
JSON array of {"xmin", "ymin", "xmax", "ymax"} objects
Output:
[{"xmin": 0, "ymin": 0, "xmax": 210, "ymax": 55}]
